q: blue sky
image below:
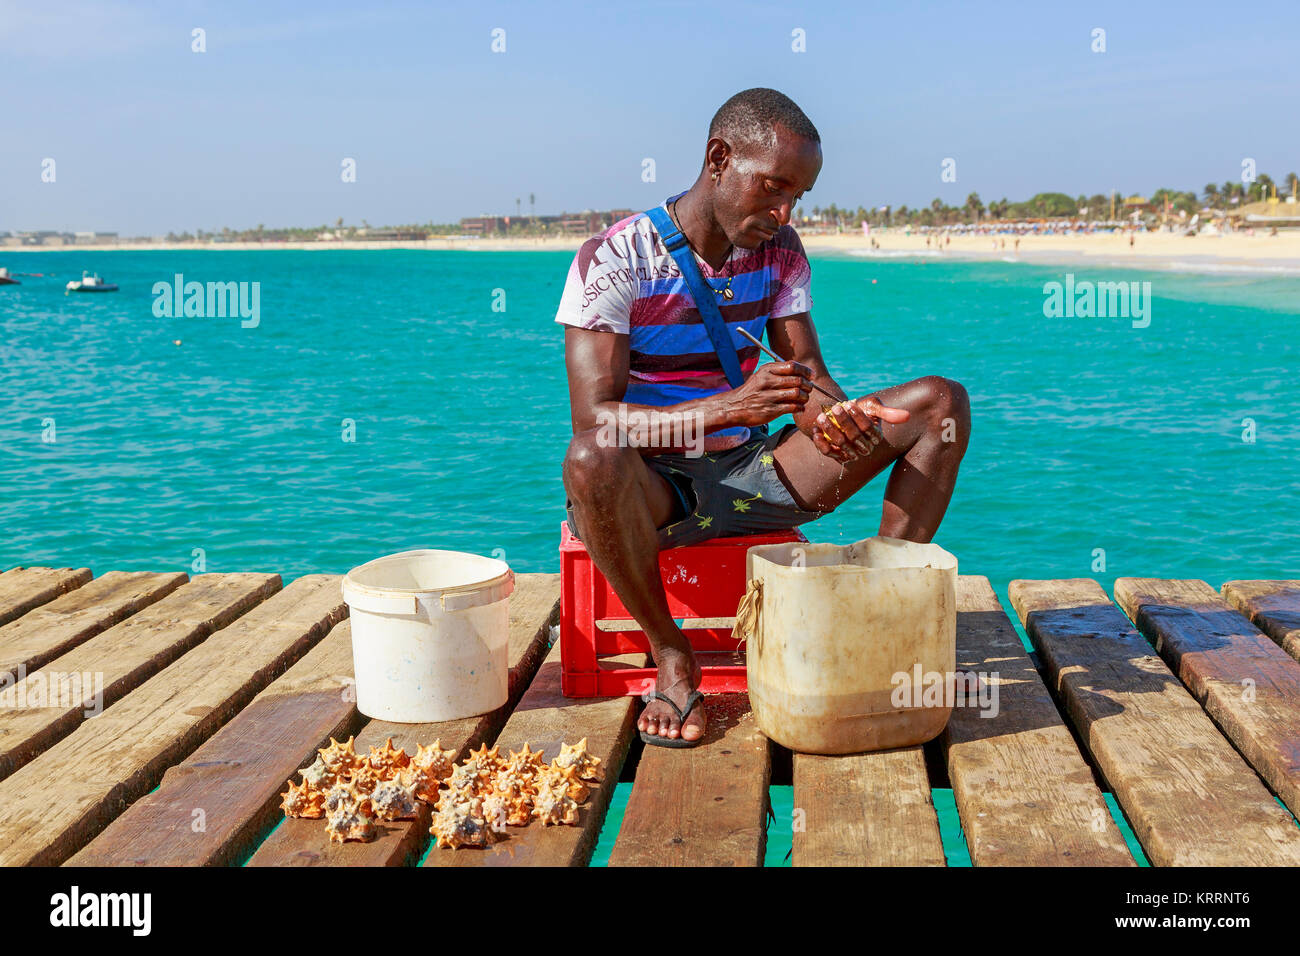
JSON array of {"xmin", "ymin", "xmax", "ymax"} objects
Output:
[{"xmin": 3, "ymin": 0, "xmax": 1297, "ymax": 234}]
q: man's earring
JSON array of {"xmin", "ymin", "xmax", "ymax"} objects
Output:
[{"xmin": 712, "ymin": 171, "xmax": 720, "ymax": 183}]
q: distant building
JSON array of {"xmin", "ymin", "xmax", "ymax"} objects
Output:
[
  {"xmin": 30, "ymin": 231, "xmax": 73, "ymax": 247},
  {"xmin": 360, "ymin": 228, "xmax": 428, "ymax": 241},
  {"xmin": 1122, "ymin": 195, "xmax": 1153, "ymax": 216},
  {"xmin": 1228, "ymin": 199, "xmax": 1300, "ymax": 227},
  {"xmin": 459, "ymin": 209, "xmax": 636, "ymax": 236},
  {"xmin": 460, "ymin": 216, "xmax": 511, "ymax": 235}
]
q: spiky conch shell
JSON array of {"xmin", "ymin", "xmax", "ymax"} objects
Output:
[
  {"xmin": 465, "ymin": 743, "xmax": 506, "ymax": 774},
  {"xmin": 430, "ymin": 796, "xmax": 497, "ymax": 849},
  {"xmin": 445, "ymin": 761, "xmax": 486, "ymax": 794},
  {"xmin": 326, "ymin": 805, "xmax": 376, "ymax": 843},
  {"xmin": 342, "ymin": 762, "xmax": 381, "ymax": 800},
  {"xmin": 535, "ymin": 764, "xmax": 589, "ymax": 803},
  {"xmin": 553, "ymin": 737, "xmax": 603, "ymax": 782},
  {"xmin": 503, "ymin": 742, "xmax": 546, "ymax": 780},
  {"xmin": 491, "ymin": 766, "xmax": 536, "ymax": 798},
  {"xmin": 280, "ymin": 778, "xmax": 326, "ymax": 819},
  {"xmin": 485, "ymin": 772, "xmax": 534, "ymax": 826},
  {"xmin": 324, "ymin": 780, "xmax": 372, "ymax": 819},
  {"xmin": 367, "ymin": 737, "xmax": 411, "ymax": 778},
  {"xmin": 370, "ymin": 779, "xmax": 419, "ymax": 821},
  {"xmin": 435, "ymin": 786, "xmax": 483, "ymax": 817},
  {"xmin": 532, "ymin": 779, "xmax": 580, "ymax": 827},
  {"xmin": 401, "ymin": 763, "xmax": 445, "ymax": 805},
  {"xmin": 480, "ymin": 792, "xmax": 520, "ymax": 832},
  {"xmin": 323, "ymin": 780, "xmax": 377, "ymax": 842},
  {"xmin": 299, "ymin": 756, "xmax": 338, "ymax": 792},
  {"xmin": 318, "ymin": 736, "xmax": 362, "ymax": 776},
  {"xmin": 409, "ymin": 739, "xmax": 457, "ymax": 783}
]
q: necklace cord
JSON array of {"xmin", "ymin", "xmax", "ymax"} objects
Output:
[{"xmin": 669, "ymin": 198, "xmax": 734, "ymax": 295}]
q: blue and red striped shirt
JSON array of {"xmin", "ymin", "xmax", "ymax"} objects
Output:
[{"xmin": 554, "ymin": 201, "xmax": 813, "ymax": 450}]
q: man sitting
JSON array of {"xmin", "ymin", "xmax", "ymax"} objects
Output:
[{"xmin": 556, "ymin": 88, "xmax": 970, "ymax": 747}]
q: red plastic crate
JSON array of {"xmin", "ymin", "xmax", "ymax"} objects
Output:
[{"xmin": 558, "ymin": 520, "xmax": 807, "ymax": 697}]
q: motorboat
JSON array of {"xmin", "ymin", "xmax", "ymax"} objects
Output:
[
  {"xmin": 0, "ymin": 267, "xmax": 18, "ymax": 286},
  {"xmin": 66, "ymin": 271, "xmax": 118, "ymax": 292}
]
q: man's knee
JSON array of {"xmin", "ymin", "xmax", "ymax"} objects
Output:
[
  {"xmin": 562, "ymin": 429, "xmax": 636, "ymax": 500},
  {"xmin": 915, "ymin": 375, "xmax": 971, "ymax": 441}
]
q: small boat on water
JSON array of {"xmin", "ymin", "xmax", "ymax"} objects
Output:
[
  {"xmin": 66, "ymin": 271, "xmax": 118, "ymax": 293},
  {"xmin": 0, "ymin": 267, "xmax": 18, "ymax": 286}
]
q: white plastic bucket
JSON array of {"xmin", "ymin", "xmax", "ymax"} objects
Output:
[{"xmin": 341, "ymin": 549, "xmax": 514, "ymax": 723}]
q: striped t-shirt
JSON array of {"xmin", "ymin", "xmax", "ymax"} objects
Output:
[{"xmin": 554, "ymin": 200, "xmax": 813, "ymax": 450}]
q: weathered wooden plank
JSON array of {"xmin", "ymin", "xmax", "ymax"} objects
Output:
[
  {"xmin": 1221, "ymin": 580, "xmax": 1300, "ymax": 663},
  {"xmin": 1008, "ymin": 578, "xmax": 1300, "ymax": 866},
  {"xmin": 792, "ymin": 747, "xmax": 945, "ymax": 866},
  {"xmin": 1113, "ymin": 577, "xmax": 1300, "ymax": 819},
  {"xmin": 0, "ymin": 567, "xmax": 93, "ymax": 627},
  {"xmin": 246, "ymin": 573, "xmax": 560, "ymax": 867},
  {"xmin": 0, "ymin": 575, "xmax": 346, "ymax": 867},
  {"xmin": 0, "ymin": 570, "xmax": 188, "ymax": 683},
  {"xmin": 941, "ymin": 576, "xmax": 1134, "ymax": 866},
  {"xmin": 67, "ymin": 621, "xmax": 359, "ymax": 866},
  {"xmin": 610, "ymin": 694, "xmax": 770, "ymax": 867},
  {"xmin": 423, "ymin": 642, "xmax": 645, "ymax": 868},
  {"xmin": 0, "ymin": 573, "xmax": 280, "ymax": 780}
]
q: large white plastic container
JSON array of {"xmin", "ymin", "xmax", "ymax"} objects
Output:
[
  {"xmin": 341, "ymin": 549, "xmax": 514, "ymax": 723},
  {"xmin": 741, "ymin": 536, "xmax": 958, "ymax": 754}
]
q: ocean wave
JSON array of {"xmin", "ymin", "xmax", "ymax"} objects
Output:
[{"xmin": 1157, "ymin": 261, "xmax": 1300, "ymax": 277}]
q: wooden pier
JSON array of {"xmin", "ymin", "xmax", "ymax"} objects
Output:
[{"xmin": 0, "ymin": 564, "xmax": 1297, "ymax": 867}]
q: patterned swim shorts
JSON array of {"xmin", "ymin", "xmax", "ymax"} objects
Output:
[{"xmin": 564, "ymin": 423, "xmax": 825, "ymax": 550}]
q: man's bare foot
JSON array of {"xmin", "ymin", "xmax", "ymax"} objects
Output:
[{"xmin": 638, "ymin": 651, "xmax": 707, "ymax": 743}]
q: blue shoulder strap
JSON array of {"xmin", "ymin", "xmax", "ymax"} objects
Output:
[{"xmin": 642, "ymin": 194, "xmax": 746, "ymax": 389}]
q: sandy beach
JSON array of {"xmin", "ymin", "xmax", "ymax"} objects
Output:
[
  {"xmin": 7, "ymin": 229, "xmax": 1300, "ymax": 274},
  {"xmin": 802, "ymin": 230, "xmax": 1300, "ymax": 273}
]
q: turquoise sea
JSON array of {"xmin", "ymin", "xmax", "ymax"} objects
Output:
[{"xmin": 3, "ymin": 249, "xmax": 1296, "ymax": 601}]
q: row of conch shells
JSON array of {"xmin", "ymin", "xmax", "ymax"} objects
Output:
[
  {"xmin": 279, "ymin": 736, "xmax": 457, "ymax": 843},
  {"xmin": 429, "ymin": 739, "xmax": 603, "ymax": 849},
  {"xmin": 279, "ymin": 736, "xmax": 604, "ymax": 848}
]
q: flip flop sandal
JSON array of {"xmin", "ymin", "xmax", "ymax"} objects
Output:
[{"xmin": 639, "ymin": 689, "xmax": 706, "ymax": 748}]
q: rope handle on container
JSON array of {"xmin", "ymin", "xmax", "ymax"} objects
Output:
[{"xmin": 731, "ymin": 578, "xmax": 763, "ymax": 647}]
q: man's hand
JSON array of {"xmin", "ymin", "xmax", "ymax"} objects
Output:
[
  {"xmin": 812, "ymin": 396, "xmax": 910, "ymax": 464},
  {"xmin": 722, "ymin": 361, "xmax": 814, "ymax": 427}
]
